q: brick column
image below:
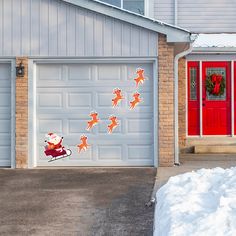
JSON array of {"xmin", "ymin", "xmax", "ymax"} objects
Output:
[
  {"xmin": 158, "ymin": 34, "xmax": 175, "ymax": 167},
  {"xmin": 178, "ymin": 57, "xmax": 187, "ymax": 151},
  {"xmin": 15, "ymin": 57, "xmax": 28, "ymax": 168}
]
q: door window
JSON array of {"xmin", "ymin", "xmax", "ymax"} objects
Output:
[
  {"xmin": 206, "ymin": 68, "xmax": 226, "ymax": 101},
  {"xmin": 190, "ymin": 67, "xmax": 197, "ymax": 100}
]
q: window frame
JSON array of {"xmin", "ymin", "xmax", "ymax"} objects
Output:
[{"xmin": 100, "ymin": 0, "xmax": 149, "ymax": 16}]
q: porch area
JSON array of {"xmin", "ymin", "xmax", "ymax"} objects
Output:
[{"xmin": 156, "ymin": 154, "xmax": 236, "ymax": 189}]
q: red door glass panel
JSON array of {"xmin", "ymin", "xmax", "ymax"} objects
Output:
[
  {"xmin": 188, "ymin": 62, "xmax": 200, "ymax": 135},
  {"xmin": 202, "ymin": 62, "xmax": 231, "ymax": 135}
]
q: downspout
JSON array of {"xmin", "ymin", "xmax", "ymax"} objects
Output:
[{"xmin": 174, "ymin": 43, "xmax": 193, "ymax": 165}]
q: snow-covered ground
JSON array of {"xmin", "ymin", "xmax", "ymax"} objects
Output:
[{"xmin": 154, "ymin": 167, "xmax": 236, "ymax": 236}]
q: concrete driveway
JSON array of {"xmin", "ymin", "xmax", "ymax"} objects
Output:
[{"xmin": 0, "ymin": 168, "xmax": 156, "ymax": 236}]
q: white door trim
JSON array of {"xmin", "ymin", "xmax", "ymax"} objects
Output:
[
  {"xmin": 231, "ymin": 61, "xmax": 234, "ymax": 137},
  {"xmin": 28, "ymin": 58, "xmax": 158, "ymax": 168},
  {"xmin": 199, "ymin": 61, "xmax": 203, "ymax": 137},
  {"xmin": 0, "ymin": 59, "xmax": 16, "ymax": 168}
]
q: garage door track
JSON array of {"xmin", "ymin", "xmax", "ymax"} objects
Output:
[{"xmin": 0, "ymin": 168, "xmax": 155, "ymax": 236}]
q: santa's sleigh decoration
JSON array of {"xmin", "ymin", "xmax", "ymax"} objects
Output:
[
  {"xmin": 44, "ymin": 148, "xmax": 72, "ymax": 162},
  {"xmin": 44, "ymin": 133, "xmax": 72, "ymax": 162}
]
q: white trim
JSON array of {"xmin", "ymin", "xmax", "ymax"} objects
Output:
[
  {"xmin": 231, "ymin": 61, "xmax": 234, "ymax": 137},
  {"xmin": 187, "ymin": 54, "xmax": 236, "ymax": 61},
  {"xmin": 153, "ymin": 58, "xmax": 158, "ymax": 167},
  {"xmin": 0, "ymin": 59, "xmax": 15, "ymax": 168},
  {"xmin": 185, "ymin": 60, "xmax": 188, "ymax": 139},
  {"xmin": 28, "ymin": 58, "xmax": 158, "ymax": 167},
  {"xmin": 199, "ymin": 61, "xmax": 203, "ymax": 137},
  {"xmin": 28, "ymin": 61, "xmax": 37, "ymax": 168},
  {"xmin": 120, "ymin": 0, "xmax": 123, "ymax": 9},
  {"xmin": 174, "ymin": 0, "xmax": 178, "ymax": 25},
  {"xmin": 10, "ymin": 60, "xmax": 16, "ymax": 168}
]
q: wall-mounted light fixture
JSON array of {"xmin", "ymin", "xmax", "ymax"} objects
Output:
[{"xmin": 16, "ymin": 61, "xmax": 25, "ymax": 77}]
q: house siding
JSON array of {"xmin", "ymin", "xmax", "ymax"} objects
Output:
[
  {"xmin": 154, "ymin": 0, "xmax": 174, "ymax": 25},
  {"xmin": 0, "ymin": 0, "xmax": 158, "ymax": 57},
  {"xmin": 154, "ymin": 0, "xmax": 236, "ymax": 33}
]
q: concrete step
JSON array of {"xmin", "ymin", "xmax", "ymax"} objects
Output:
[
  {"xmin": 180, "ymin": 154, "xmax": 236, "ymax": 161},
  {"xmin": 194, "ymin": 145, "xmax": 236, "ymax": 154}
]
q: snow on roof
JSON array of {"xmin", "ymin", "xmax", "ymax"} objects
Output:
[{"xmin": 193, "ymin": 34, "xmax": 236, "ymax": 48}]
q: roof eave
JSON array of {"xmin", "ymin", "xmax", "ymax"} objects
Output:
[
  {"xmin": 63, "ymin": 0, "xmax": 191, "ymax": 43},
  {"xmin": 192, "ymin": 47, "xmax": 236, "ymax": 54}
]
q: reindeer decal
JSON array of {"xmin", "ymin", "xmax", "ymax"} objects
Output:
[
  {"xmin": 130, "ymin": 92, "xmax": 142, "ymax": 110},
  {"xmin": 86, "ymin": 111, "xmax": 100, "ymax": 131},
  {"xmin": 134, "ymin": 68, "xmax": 146, "ymax": 87},
  {"xmin": 77, "ymin": 135, "xmax": 89, "ymax": 153},
  {"xmin": 112, "ymin": 88, "xmax": 124, "ymax": 107},
  {"xmin": 107, "ymin": 115, "xmax": 119, "ymax": 134}
]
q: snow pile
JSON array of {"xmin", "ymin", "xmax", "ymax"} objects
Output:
[{"xmin": 154, "ymin": 167, "xmax": 236, "ymax": 236}]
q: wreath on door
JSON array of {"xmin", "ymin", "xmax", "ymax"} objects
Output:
[{"xmin": 206, "ymin": 73, "xmax": 225, "ymax": 96}]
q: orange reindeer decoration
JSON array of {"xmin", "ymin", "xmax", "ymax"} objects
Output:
[
  {"xmin": 134, "ymin": 68, "xmax": 146, "ymax": 87},
  {"xmin": 107, "ymin": 116, "xmax": 119, "ymax": 134},
  {"xmin": 112, "ymin": 88, "xmax": 124, "ymax": 107},
  {"xmin": 130, "ymin": 92, "xmax": 142, "ymax": 110},
  {"xmin": 77, "ymin": 135, "xmax": 89, "ymax": 153},
  {"xmin": 86, "ymin": 111, "xmax": 100, "ymax": 131}
]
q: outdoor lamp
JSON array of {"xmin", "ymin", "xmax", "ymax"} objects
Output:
[{"xmin": 16, "ymin": 61, "xmax": 25, "ymax": 77}]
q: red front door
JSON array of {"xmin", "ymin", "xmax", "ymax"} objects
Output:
[{"xmin": 202, "ymin": 62, "xmax": 231, "ymax": 135}]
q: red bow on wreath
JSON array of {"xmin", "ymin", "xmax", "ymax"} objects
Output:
[{"xmin": 211, "ymin": 74, "xmax": 222, "ymax": 95}]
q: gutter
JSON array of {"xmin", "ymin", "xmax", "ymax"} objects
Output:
[{"xmin": 174, "ymin": 43, "xmax": 194, "ymax": 165}]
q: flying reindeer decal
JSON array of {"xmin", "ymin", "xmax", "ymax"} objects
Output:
[
  {"xmin": 112, "ymin": 88, "xmax": 124, "ymax": 108},
  {"xmin": 77, "ymin": 135, "xmax": 89, "ymax": 153},
  {"xmin": 86, "ymin": 111, "xmax": 100, "ymax": 131},
  {"xmin": 107, "ymin": 115, "xmax": 119, "ymax": 134}
]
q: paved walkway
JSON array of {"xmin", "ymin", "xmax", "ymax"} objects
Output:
[
  {"xmin": 0, "ymin": 168, "xmax": 156, "ymax": 236},
  {"xmin": 156, "ymin": 154, "xmax": 236, "ymax": 190}
]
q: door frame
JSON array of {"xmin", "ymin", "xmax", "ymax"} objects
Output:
[
  {"xmin": 28, "ymin": 58, "xmax": 158, "ymax": 168},
  {"xmin": 0, "ymin": 59, "xmax": 16, "ymax": 168},
  {"xmin": 186, "ymin": 60, "xmax": 235, "ymax": 137}
]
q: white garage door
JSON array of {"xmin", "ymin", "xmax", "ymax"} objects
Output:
[
  {"xmin": 0, "ymin": 63, "xmax": 12, "ymax": 167},
  {"xmin": 35, "ymin": 62, "xmax": 155, "ymax": 166}
]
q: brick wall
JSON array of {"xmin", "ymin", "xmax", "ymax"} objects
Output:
[
  {"xmin": 158, "ymin": 34, "xmax": 175, "ymax": 167},
  {"xmin": 15, "ymin": 57, "xmax": 28, "ymax": 168},
  {"xmin": 178, "ymin": 57, "xmax": 187, "ymax": 151}
]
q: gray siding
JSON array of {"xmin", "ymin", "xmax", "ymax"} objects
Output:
[
  {"xmin": 0, "ymin": 0, "xmax": 158, "ymax": 57},
  {"xmin": 154, "ymin": 0, "xmax": 236, "ymax": 33},
  {"xmin": 154, "ymin": 0, "xmax": 174, "ymax": 25}
]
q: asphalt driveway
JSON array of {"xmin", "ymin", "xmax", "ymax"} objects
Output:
[{"xmin": 0, "ymin": 168, "xmax": 156, "ymax": 236}]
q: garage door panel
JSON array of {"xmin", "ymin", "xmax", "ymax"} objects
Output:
[
  {"xmin": 98, "ymin": 145, "xmax": 122, "ymax": 160},
  {"xmin": 68, "ymin": 119, "xmax": 92, "ymax": 134},
  {"xmin": 38, "ymin": 92, "xmax": 63, "ymax": 108},
  {"xmin": 0, "ymin": 133, "xmax": 11, "ymax": 145},
  {"xmin": 68, "ymin": 92, "xmax": 93, "ymax": 108},
  {"xmin": 0, "ymin": 63, "xmax": 11, "ymax": 80},
  {"xmin": 0, "ymin": 63, "xmax": 11, "ymax": 167},
  {"xmin": 127, "ymin": 118, "xmax": 153, "ymax": 134},
  {"xmin": 0, "ymin": 119, "xmax": 11, "ymax": 133},
  {"xmin": 127, "ymin": 64, "xmax": 153, "ymax": 80},
  {"xmin": 97, "ymin": 65, "xmax": 121, "ymax": 81},
  {"xmin": 37, "ymin": 64, "xmax": 63, "ymax": 81},
  {"xmin": 68, "ymin": 64, "xmax": 92, "ymax": 81},
  {"xmin": 98, "ymin": 118, "xmax": 123, "ymax": 134},
  {"xmin": 36, "ymin": 62, "xmax": 154, "ymax": 166},
  {"xmin": 38, "ymin": 119, "xmax": 63, "ymax": 133},
  {"xmin": 127, "ymin": 145, "xmax": 153, "ymax": 160}
]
